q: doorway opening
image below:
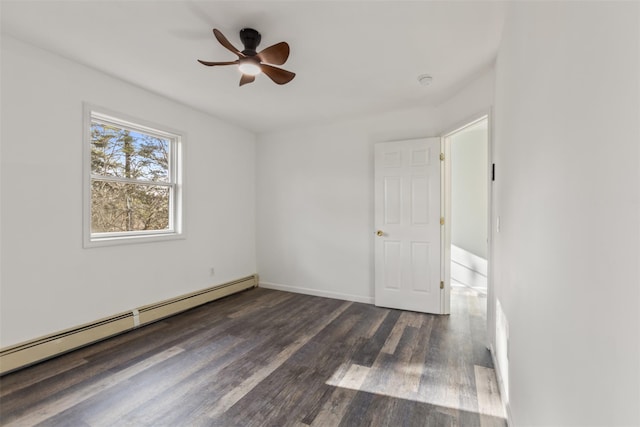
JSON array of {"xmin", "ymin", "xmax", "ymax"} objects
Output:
[{"xmin": 443, "ymin": 116, "xmax": 490, "ymax": 306}]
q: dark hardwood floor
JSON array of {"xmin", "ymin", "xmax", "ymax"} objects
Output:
[{"xmin": 0, "ymin": 286, "xmax": 506, "ymax": 426}]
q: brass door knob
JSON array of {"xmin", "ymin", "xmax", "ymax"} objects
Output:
[{"xmin": 376, "ymin": 230, "xmax": 384, "ymax": 236}]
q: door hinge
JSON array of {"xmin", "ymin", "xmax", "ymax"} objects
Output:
[
  {"xmin": 440, "ymin": 217, "xmax": 445, "ymax": 225},
  {"xmin": 440, "ymin": 281, "xmax": 444, "ymax": 289},
  {"xmin": 440, "ymin": 153, "xmax": 445, "ymax": 161}
]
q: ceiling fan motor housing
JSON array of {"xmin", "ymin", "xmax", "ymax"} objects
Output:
[{"xmin": 240, "ymin": 28, "xmax": 261, "ymax": 56}]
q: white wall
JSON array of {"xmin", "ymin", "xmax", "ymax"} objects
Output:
[
  {"xmin": 0, "ymin": 37, "xmax": 257, "ymax": 347},
  {"xmin": 256, "ymin": 67, "xmax": 494, "ymax": 302},
  {"xmin": 491, "ymin": 2, "xmax": 639, "ymax": 425},
  {"xmin": 450, "ymin": 122, "xmax": 488, "ymax": 259}
]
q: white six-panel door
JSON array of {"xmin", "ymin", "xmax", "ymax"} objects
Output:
[{"xmin": 374, "ymin": 138, "xmax": 442, "ymax": 314}]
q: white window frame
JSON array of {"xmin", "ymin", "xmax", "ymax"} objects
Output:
[{"xmin": 83, "ymin": 104, "xmax": 184, "ymax": 248}]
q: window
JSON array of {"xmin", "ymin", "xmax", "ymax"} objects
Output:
[{"xmin": 84, "ymin": 106, "xmax": 183, "ymax": 247}]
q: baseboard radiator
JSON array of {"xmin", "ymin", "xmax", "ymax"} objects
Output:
[{"xmin": 0, "ymin": 275, "xmax": 258, "ymax": 375}]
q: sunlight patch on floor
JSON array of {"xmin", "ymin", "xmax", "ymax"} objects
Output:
[{"xmin": 326, "ymin": 362, "xmax": 506, "ymax": 420}]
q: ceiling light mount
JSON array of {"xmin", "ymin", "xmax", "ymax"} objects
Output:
[
  {"xmin": 239, "ymin": 28, "xmax": 261, "ymax": 56},
  {"xmin": 417, "ymin": 74, "xmax": 433, "ymax": 86}
]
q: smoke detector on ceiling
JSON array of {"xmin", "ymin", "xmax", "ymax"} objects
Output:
[{"xmin": 417, "ymin": 74, "xmax": 433, "ymax": 86}]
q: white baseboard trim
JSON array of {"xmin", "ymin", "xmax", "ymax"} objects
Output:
[
  {"xmin": 259, "ymin": 281, "xmax": 374, "ymax": 305},
  {"xmin": 489, "ymin": 343, "xmax": 513, "ymax": 426}
]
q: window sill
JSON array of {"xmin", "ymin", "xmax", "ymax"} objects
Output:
[{"xmin": 83, "ymin": 231, "xmax": 185, "ymax": 248}]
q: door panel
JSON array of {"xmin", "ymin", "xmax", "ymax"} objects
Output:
[
  {"xmin": 374, "ymin": 138, "xmax": 441, "ymax": 313},
  {"xmin": 411, "ymin": 176, "xmax": 429, "ymax": 224},
  {"xmin": 383, "ymin": 241, "xmax": 402, "ymax": 289},
  {"xmin": 384, "ymin": 177, "xmax": 402, "ymax": 224},
  {"xmin": 410, "ymin": 241, "xmax": 430, "ymax": 292}
]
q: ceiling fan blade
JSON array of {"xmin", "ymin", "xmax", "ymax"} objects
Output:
[
  {"xmin": 213, "ymin": 28, "xmax": 244, "ymax": 57},
  {"xmin": 256, "ymin": 42, "xmax": 290, "ymax": 65},
  {"xmin": 239, "ymin": 74, "xmax": 256, "ymax": 86},
  {"xmin": 198, "ymin": 60, "xmax": 238, "ymax": 66},
  {"xmin": 260, "ymin": 64, "xmax": 296, "ymax": 85}
]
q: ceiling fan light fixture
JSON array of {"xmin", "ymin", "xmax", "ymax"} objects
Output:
[
  {"xmin": 198, "ymin": 28, "xmax": 295, "ymax": 86},
  {"xmin": 238, "ymin": 57, "xmax": 262, "ymax": 76}
]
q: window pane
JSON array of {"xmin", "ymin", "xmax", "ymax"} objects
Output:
[
  {"xmin": 91, "ymin": 122, "xmax": 170, "ymax": 182},
  {"xmin": 91, "ymin": 180, "xmax": 170, "ymax": 233}
]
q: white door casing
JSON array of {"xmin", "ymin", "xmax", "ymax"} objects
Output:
[{"xmin": 374, "ymin": 138, "xmax": 442, "ymax": 314}]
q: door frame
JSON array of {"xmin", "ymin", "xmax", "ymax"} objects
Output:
[{"xmin": 440, "ymin": 111, "xmax": 493, "ymax": 316}]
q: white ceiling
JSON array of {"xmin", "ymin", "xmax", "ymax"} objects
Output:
[{"xmin": 1, "ymin": 1, "xmax": 506, "ymax": 134}]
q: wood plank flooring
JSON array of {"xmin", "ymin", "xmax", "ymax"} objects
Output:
[{"xmin": 0, "ymin": 286, "xmax": 506, "ymax": 426}]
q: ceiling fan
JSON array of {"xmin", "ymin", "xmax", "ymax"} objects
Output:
[{"xmin": 198, "ymin": 28, "xmax": 296, "ymax": 86}]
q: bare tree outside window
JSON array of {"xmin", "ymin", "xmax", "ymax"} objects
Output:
[{"xmin": 85, "ymin": 110, "xmax": 182, "ymax": 246}]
